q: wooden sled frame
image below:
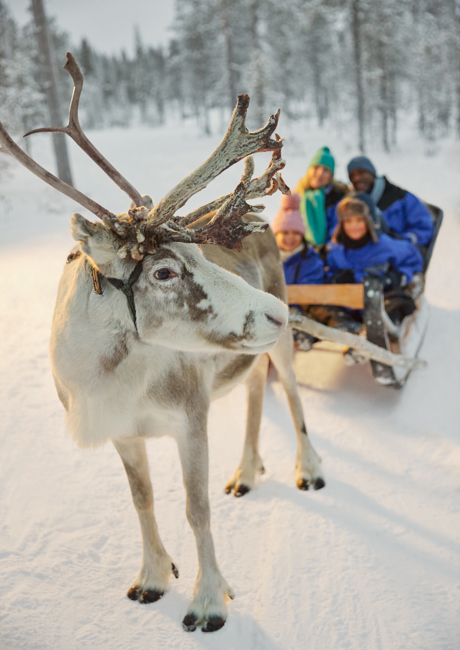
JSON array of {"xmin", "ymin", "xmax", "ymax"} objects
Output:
[
  {"xmin": 287, "ymin": 280, "xmax": 424, "ymax": 388},
  {"xmin": 287, "ymin": 204, "xmax": 443, "ymax": 388}
]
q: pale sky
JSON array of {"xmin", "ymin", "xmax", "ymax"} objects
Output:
[{"xmin": 8, "ymin": 0, "xmax": 176, "ymax": 55}]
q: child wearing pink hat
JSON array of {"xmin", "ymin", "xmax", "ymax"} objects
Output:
[{"xmin": 272, "ymin": 193, "xmax": 325, "ymax": 351}]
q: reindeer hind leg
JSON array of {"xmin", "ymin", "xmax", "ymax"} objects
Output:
[{"xmin": 225, "ymin": 353, "xmax": 269, "ymax": 497}]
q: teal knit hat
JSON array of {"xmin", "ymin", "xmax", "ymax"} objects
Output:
[{"xmin": 308, "ymin": 146, "xmax": 335, "ymax": 174}]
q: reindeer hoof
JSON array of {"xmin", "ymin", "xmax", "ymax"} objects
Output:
[
  {"xmin": 182, "ymin": 613, "xmax": 198, "ymax": 632},
  {"xmin": 171, "ymin": 562, "xmax": 179, "ymax": 579},
  {"xmin": 234, "ymin": 484, "xmax": 250, "ymax": 497},
  {"xmin": 202, "ymin": 615, "xmax": 226, "ymax": 632},
  {"xmin": 297, "ymin": 478, "xmax": 310, "ymax": 491},
  {"xmin": 127, "ymin": 586, "xmax": 140, "ymax": 600},
  {"xmin": 314, "ymin": 477, "xmax": 326, "ymax": 490},
  {"xmin": 139, "ymin": 589, "xmax": 163, "ymax": 603}
]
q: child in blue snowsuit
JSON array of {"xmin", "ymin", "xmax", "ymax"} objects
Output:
[
  {"xmin": 272, "ymin": 193, "xmax": 325, "ymax": 350},
  {"xmin": 325, "ymin": 194, "xmax": 424, "ymax": 332}
]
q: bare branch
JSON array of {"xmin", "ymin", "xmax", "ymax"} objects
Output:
[
  {"xmin": 24, "ymin": 52, "xmax": 144, "ymax": 208},
  {"xmin": 0, "ymin": 123, "xmax": 115, "ymax": 220},
  {"xmin": 147, "ymin": 94, "xmax": 282, "ymax": 227}
]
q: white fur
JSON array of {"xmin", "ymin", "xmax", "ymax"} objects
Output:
[
  {"xmin": 50, "ymin": 218, "xmax": 321, "ymax": 631},
  {"xmin": 51, "ymin": 242, "xmax": 287, "ymax": 448}
]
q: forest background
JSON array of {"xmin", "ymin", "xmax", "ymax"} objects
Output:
[
  {"xmin": 1, "ymin": 0, "xmax": 459, "ymax": 164},
  {"xmin": 0, "ymin": 3, "xmax": 459, "ymax": 648}
]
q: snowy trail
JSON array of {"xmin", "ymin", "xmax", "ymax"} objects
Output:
[{"xmin": 0, "ymin": 123, "xmax": 459, "ymax": 649}]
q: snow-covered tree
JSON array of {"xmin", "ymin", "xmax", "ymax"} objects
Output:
[{"xmin": 0, "ymin": 0, "xmax": 458, "ymax": 147}]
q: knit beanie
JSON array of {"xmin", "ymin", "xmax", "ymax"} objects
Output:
[
  {"xmin": 272, "ymin": 193, "xmax": 306, "ymax": 236},
  {"xmin": 347, "ymin": 156, "xmax": 377, "ymax": 177},
  {"xmin": 308, "ymin": 146, "xmax": 335, "ymax": 174},
  {"xmin": 334, "ymin": 195, "xmax": 378, "ymax": 243}
]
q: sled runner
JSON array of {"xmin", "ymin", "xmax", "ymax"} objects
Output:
[{"xmin": 287, "ymin": 204, "xmax": 442, "ymax": 389}]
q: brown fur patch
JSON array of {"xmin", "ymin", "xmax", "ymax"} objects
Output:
[
  {"xmin": 137, "ymin": 249, "xmax": 215, "ymax": 326},
  {"xmin": 205, "ymin": 310, "xmax": 255, "ymax": 350},
  {"xmin": 202, "ymin": 215, "xmax": 287, "ymax": 303},
  {"xmin": 179, "ymin": 267, "xmax": 215, "ymax": 322},
  {"xmin": 213, "ymin": 354, "xmax": 256, "ymax": 391},
  {"xmin": 147, "ymin": 357, "xmax": 207, "ymax": 416},
  {"xmin": 99, "ymin": 333, "xmax": 130, "ymax": 373}
]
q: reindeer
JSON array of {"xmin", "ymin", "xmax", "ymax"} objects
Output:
[{"xmin": 0, "ymin": 53, "xmax": 325, "ymax": 633}]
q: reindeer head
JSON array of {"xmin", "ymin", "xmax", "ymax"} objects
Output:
[{"xmin": 0, "ymin": 53, "xmax": 290, "ymax": 354}]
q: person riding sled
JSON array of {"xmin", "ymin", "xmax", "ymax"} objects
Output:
[
  {"xmin": 294, "ymin": 146, "xmax": 348, "ymax": 246},
  {"xmin": 272, "ymin": 193, "xmax": 325, "ymax": 351},
  {"xmin": 325, "ymin": 195, "xmax": 424, "ymax": 347},
  {"xmin": 347, "ymin": 156, "xmax": 434, "ymax": 249}
]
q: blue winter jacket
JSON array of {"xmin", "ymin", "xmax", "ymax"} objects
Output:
[
  {"xmin": 325, "ymin": 204, "xmax": 338, "ymax": 241},
  {"xmin": 377, "ymin": 178, "xmax": 434, "ymax": 246},
  {"xmin": 326, "ymin": 234, "xmax": 423, "ymax": 285},
  {"xmin": 283, "ymin": 242, "xmax": 325, "ymax": 285}
]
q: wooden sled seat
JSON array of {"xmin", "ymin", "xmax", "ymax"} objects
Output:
[{"xmin": 286, "ymin": 283, "xmax": 364, "ymax": 310}]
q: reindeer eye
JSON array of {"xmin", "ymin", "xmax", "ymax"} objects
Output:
[{"xmin": 154, "ymin": 268, "xmax": 176, "ymax": 281}]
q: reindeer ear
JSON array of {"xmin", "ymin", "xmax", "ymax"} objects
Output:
[
  {"xmin": 70, "ymin": 213, "xmax": 120, "ymax": 270},
  {"xmin": 129, "ymin": 194, "xmax": 154, "ymax": 210},
  {"xmin": 70, "ymin": 213, "xmax": 99, "ymax": 243}
]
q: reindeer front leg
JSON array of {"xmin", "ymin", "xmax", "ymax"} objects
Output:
[
  {"xmin": 113, "ymin": 437, "xmax": 178, "ymax": 603},
  {"xmin": 176, "ymin": 413, "xmax": 234, "ymax": 632}
]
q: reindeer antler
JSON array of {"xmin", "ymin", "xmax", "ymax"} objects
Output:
[
  {"xmin": 1, "ymin": 53, "xmax": 289, "ymax": 256},
  {"xmin": 0, "ymin": 52, "xmax": 142, "ymax": 221},
  {"xmin": 164, "ymin": 182, "xmax": 267, "ymax": 252},
  {"xmin": 147, "ymin": 94, "xmax": 283, "ymax": 228},
  {"xmin": 24, "ymin": 53, "xmax": 144, "ymax": 208},
  {"xmin": 0, "ymin": 122, "xmax": 116, "ymax": 220},
  {"xmin": 178, "ymin": 140, "xmax": 288, "ymax": 228},
  {"xmin": 124, "ymin": 144, "xmax": 290, "ymax": 256}
]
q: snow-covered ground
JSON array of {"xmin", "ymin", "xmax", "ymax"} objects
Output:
[{"xmin": 0, "ymin": 115, "xmax": 459, "ymax": 650}]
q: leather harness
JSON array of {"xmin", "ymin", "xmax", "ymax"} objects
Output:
[{"xmin": 66, "ymin": 250, "xmax": 144, "ymax": 330}]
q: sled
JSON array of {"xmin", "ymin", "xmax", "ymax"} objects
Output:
[{"xmin": 287, "ymin": 204, "xmax": 443, "ymax": 389}]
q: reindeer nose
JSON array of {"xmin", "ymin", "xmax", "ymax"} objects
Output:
[{"xmin": 264, "ymin": 312, "xmax": 285, "ymax": 329}]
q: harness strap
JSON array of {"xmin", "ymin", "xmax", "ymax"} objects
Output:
[
  {"xmin": 106, "ymin": 260, "xmax": 144, "ymax": 328},
  {"xmin": 66, "ymin": 251, "xmax": 144, "ymax": 330},
  {"xmin": 91, "ymin": 266, "xmax": 103, "ymax": 295}
]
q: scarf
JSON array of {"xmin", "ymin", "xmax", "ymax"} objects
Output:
[
  {"xmin": 370, "ymin": 176, "xmax": 386, "ymax": 206},
  {"xmin": 337, "ymin": 232, "xmax": 372, "ymax": 249},
  {"xmin": 279, "ymin": 242, "xmax": 304, "ymax": 262},
  {"xmin": 300, "ymin": 188, "xmax": 327, "ymax": 246}
]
